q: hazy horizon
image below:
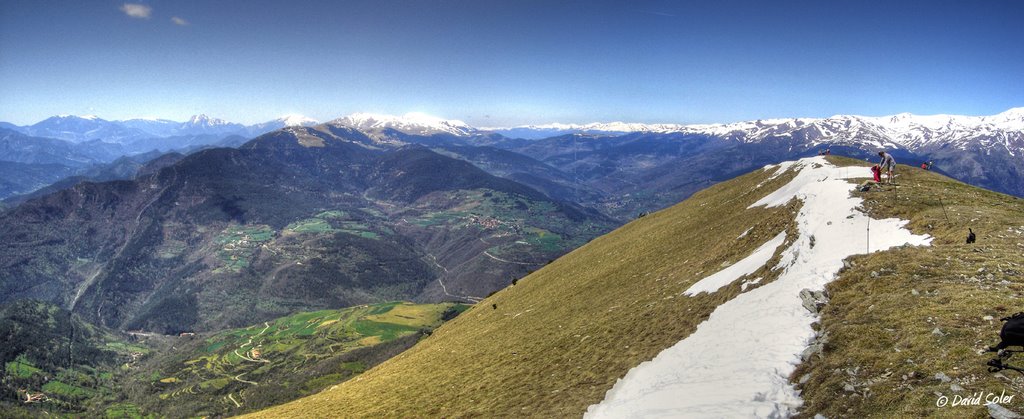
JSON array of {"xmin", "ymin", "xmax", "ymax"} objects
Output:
[{"xmin": 4, "ymin": 106, "xmax": 1024, "ymax": 130}]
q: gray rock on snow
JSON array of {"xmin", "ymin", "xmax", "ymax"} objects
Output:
[
  {"xmin": 800, "ymin": 289, "xmax": 829, "ymax": 314},
  {"xmin": 802, "ymin": 329, "xmax": 829, "ymax": 362},
  {"xmin": 802, "ymin": 342, "xmax": 824, "ymax": 362}
]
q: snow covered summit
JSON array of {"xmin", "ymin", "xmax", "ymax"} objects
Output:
[
  {"xmin": 184, "ymin": 114, "xmax": 232, "ymax": 128},
  {"xmin": 330, "ymin": 112, "xmax": 477, "ymax": 136},
  {"xmin": 278, "ymin": 114, "xmax": 320, "ymax": 127}
]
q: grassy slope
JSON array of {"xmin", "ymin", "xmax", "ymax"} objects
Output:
[
  {"xmin": 245, "ymin": 162, "xmax": 805, "ymax": 417},
  {"xmin": 795, "ymin": 157, "xmax": 1024, "ymax": 418}
]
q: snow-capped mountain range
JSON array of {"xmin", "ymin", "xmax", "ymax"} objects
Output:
[
  {"xmin": 271, "ymin": 108, "xmax": 1023, "ymax": 159},
  {"xmin": 6, "ymin": 108, "xmax": 1020, "ymax": 152},
  {"xmin": 492, "ymin": 108, "xmax": 1024, "ymax": 137},
  {"xmin": 489, "ymin": 108, "xmax": 1024, "ymax": 154}
]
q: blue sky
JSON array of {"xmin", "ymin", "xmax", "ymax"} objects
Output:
[{"xmin": 1, "ymin": 0, "xmax": 1022, "ymax": 126}]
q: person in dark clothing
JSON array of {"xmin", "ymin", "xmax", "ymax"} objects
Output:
[{"xmin": 878, "ymin": 151, "xmax": 896, "ymax": 184}]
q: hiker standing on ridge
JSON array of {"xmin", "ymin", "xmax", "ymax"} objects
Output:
[{"xmin": 878, "ymin": 151, "xmax": 896, "ymax": 184}]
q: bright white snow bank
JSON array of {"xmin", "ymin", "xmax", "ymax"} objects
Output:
[
  {"xmin": 683, "ymin": 232, "xmax": 787, "ymax": 296},
  {"xmin": 586, "ymin": 156, "xmax": 932, "ymax": 418}
]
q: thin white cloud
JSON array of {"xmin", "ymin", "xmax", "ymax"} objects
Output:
[
  {"xmin": 171, "ymin": 16, "xmax": 189, "ymax": 26},
  {"xmin": 120, "ymin": 3, "xmax": 152, "ymax": 19}
]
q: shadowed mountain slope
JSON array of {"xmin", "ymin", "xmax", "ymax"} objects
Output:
[{"xmin": 0, "ymin": 127, "xmax": 611, "ymax": 334}]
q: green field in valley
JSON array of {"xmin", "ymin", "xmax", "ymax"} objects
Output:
[{"xmin": 119, "ymin": 301, "xmax": 468, "ymax": 417}]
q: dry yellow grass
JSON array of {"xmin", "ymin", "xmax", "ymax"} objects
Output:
[{"xmin": 244, "ymin": 162, "xmax": 802, "ymax": 418}]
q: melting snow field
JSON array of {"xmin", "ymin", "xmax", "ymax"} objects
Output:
[
  {"xmin": 586, "ymin": 156, "xmax": 932, "ymax": 418},
  {"xmin": 683, "ymin": 232, "xmax": 787, "ymax": 296}
]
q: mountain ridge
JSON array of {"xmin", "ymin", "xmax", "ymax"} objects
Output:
[
  {"xmin": 6, "ymin": 109, "xmax": 1020, "ymax": 154},
  {"xmin": 3, "ymin": 114, "xmax": 321, "ymax": 143},
  {"xmin": 243, "ymin": 156, "xmax": 1024, "ymax": 418}
]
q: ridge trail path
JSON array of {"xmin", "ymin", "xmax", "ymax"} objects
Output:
[
  {"xmin": 427, "ymin": 253, "xmax": 482, "ymax": 303},
  {"xmin": 219, "ymin": 321, "xmax": 275, "ymax": 408},
  {"xmin": 482, "ymin": 251, "xmax": 540, "ymax": 266},
  {"xmin": 478, "ymin": 237, "xmax": 545, "ymax": 266},
  {"xmin": 234, "ymin": 322, "xmax": 273, "ymax": 364},
  {"xmin": 233, "ymin": 348, "xmax": 270, "ymax": 363},
  {"xmin": 234, "ymin": 372, "xmax": 257, "ymax": 385},
  {"xmin": 240, "ymin": 322, "xmax": 271, "ymax": 349}
]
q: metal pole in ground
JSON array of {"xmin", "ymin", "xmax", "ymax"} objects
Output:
[
  {"xmin": 894, "ymin": 181, "xmax": 897, "ymax": 203},
  {"xmin": 939, "ymin": 196, "xmax": 951, "ymax": 224}
]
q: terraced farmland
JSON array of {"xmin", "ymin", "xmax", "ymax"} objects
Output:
[
  {"xmin": 214, "ymin": 225, "xmax": 276, "ymax": 272},
  {"xmin": 123, "ymin": 301, "xmax": 467, "ymax": 417}
]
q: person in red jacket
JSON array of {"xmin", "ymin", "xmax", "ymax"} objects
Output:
[{"xmin": 878, "ymin": 151, "xmax": 896, "ymax": 184}]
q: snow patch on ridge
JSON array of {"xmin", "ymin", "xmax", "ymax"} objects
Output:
[
  {"xmin": 737, "ymin": 227, "xmax": 752, "ymax": 239},
  {"xmin": 683, "ymin": 232, "xmax": 786, "ymax": 296},
  {"xmin": 586, "ymin": 156, "xmax": 932, "ymax": 418}
]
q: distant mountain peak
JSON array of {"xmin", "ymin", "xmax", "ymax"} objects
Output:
[
  {"xmin": 278, "ymin": 114, "xmax": 320, "ymax": 127},
  {"xmin": 992, "ymin": 107, "xmax": 1024, "ymax": 124},
  {"xmin": 331, "ymin": 112, "xmax": 476, "ymax": 136},
  {"xmin": 52, "ymin": 114, "xmax": 103, "ymax": 121},
  {"xmin": 185, "ymin": 114, "xmax": 228, "ymax": 126}
]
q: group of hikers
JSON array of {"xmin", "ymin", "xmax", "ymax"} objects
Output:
[
  {"xmin": 859, "ymin": 151, "xmax": 897, "ymax": 190},
  {"xmin": 875, "ymin": 151, "xmax": 936, "ymax": 182},
  {"xmin": 853, "ymin": 150, "xmax": 933, "ymax": 192},
  {"xmin": 818, "ymin": 148, "xmax": 930, "ymax": 186}
]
